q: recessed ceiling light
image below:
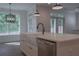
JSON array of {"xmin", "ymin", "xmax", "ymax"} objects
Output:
[{"xmin": 52, "ymin": 3, "xmax": 63, "ymax": 10}]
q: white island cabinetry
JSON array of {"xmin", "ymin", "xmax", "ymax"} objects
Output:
[
  {"xmin": 37, "ymin": 34, "xmax": 79, "ymax": 56},
  {"xmin": 20, "ymin": 33, "xmax": 79, "ymax": 56}
]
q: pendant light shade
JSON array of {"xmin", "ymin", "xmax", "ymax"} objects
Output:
[
  {"xmin": 5, "ymin": 3, "xmax": 16, "ymax": 23},
  {"xmin": 52, "ymin": 3, "xmax": 63, "ymax": 10},
  {"xmin": 34, "ymin": 8, "xmax": 40, "ymax": 16}
]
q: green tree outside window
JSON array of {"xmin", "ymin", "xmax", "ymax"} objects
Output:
[{"xmin": 0, "ymin": 13, "xmax": 20, "ymax": 33}]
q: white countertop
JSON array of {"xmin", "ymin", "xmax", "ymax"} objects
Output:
[
  {"xmin": 21, "ymin": 32, "xmax": 79, "ymax": 42},
  {"xmin": 37, "ymin": 33, "xmax": 79, "ymax": 42}
]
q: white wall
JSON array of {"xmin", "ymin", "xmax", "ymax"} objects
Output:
[
  {"xmin": 64, "ymin": 11, "xmax": 76, "ymax": 33},
  {"xmin": 76, "ymin": 13, "xmax": 79, "ymax": 29},
  {"xmin": 20, "ymin": 11, "xmax": 27, "ymax": 33}
]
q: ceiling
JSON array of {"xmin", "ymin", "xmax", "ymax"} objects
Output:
[
  {"xmin": 38, "ymin": 3, "xmax": 79, "ymax": 11},
  {"xmin": 0, "ymin": 3, "xmax": 79, "ymax": 11},
  {"xmin": 55, "ymin": 3, "xmax": 79, "ymax": 10},
  {"xmin": 0, "ymin": 3, "xmax": 35, "ymax": 11}
]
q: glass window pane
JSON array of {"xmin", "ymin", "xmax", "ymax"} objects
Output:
[
  {"xmin": 51, "ymin": 13, "xmax": 64, "ymax": 34},
  {"xmin": 0, "ymin": 13, "xmax": 20, "ymax": 34},
  {"xmin": 0, "ymin": 13, "xmax": 7, "ymax": 33},
  {"xmin": 7, "ymin": 15, "xmax": 20, "ymax": 33}
]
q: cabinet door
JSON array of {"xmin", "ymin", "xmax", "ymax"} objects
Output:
[{"xmin": 37, "ymin": 39, "xmax": 56, "ymax": 56}]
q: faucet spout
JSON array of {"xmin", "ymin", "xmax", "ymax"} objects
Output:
[{"xmin": 37, "ymin": 23, "xmax": 45, "ymax": 34}]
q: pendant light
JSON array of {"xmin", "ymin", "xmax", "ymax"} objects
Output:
[
  {"xmin": 34, "ymin": 7, "xmax": 40, "ymax": 16},
  {"xmin": 5, "ymin": 3, "xmax": 16, "ymax": 23},
  {"xmin": 52, "ymin": 3, "xmax": 63, "ymax": 10}
]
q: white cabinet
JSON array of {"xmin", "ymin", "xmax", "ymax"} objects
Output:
[
  {"xmin": 21, "ymin": 40, "xmax": 38, "ymax": 55},
  {"xmin": 20, "ymin": 34, "xmax": 38, "ymax": 56},
  {"xmin": 20, "ymin": 33, "xmax": 79, "ymax": 56}
]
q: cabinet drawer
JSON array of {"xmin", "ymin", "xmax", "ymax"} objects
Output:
[{"xmin": 24, "ymin": 43, "xmax": 38, "ymax": 56}]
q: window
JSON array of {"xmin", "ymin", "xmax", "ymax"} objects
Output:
[
  {"xmin": 51, "ymin": 13, "xmax": 64, "ymax": 34},
  {"xmin": 0, "ymin": 13, "xmax": 20, "ymax": 35},
  {"xmin": 27, "ymin": 15, "xmax": 36, "ymax": 32},
  {"xmin": 51, "ymin": 18, "xmax": 56, "ymax": 33}
]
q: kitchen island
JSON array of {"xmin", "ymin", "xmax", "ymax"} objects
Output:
[
  {"xmin": 37, "ymin": 33, "xmax": 79, "ymax": 56},
  {"xmin": 20, "ymin": 32, "xmax": 79, "ymax": 56}
]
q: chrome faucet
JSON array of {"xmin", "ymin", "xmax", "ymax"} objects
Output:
[{"xmin": 37, "ymin": 23, "xmax": 45, "ymax": 34}]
